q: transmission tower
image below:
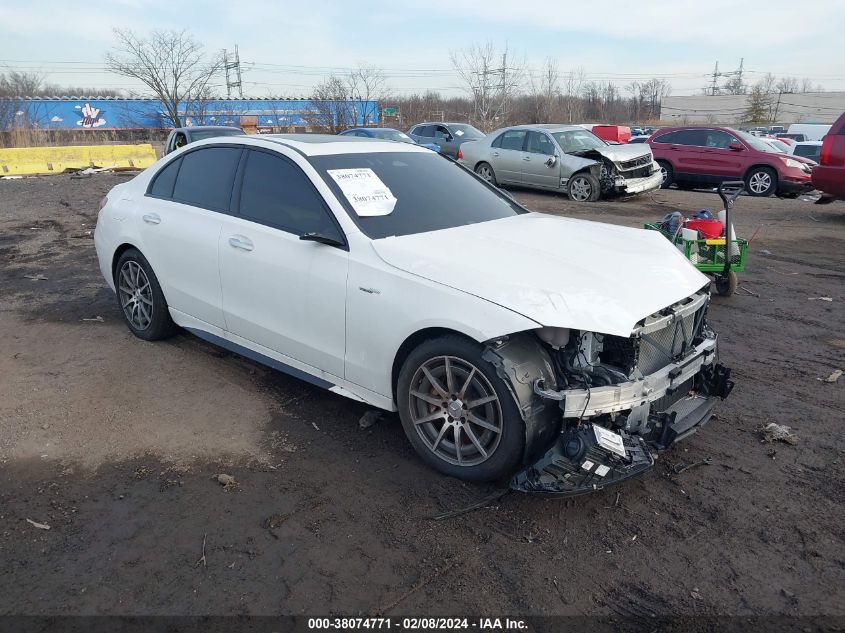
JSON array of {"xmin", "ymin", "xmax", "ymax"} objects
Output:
[{"xmin": 223, "ymin": 46, "xmax": 243, "ymax": 99}]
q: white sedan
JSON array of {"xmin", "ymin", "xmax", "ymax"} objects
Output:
[{"xmin": 94, "ymin": 135, "xmax": 733, "ymax": 493}]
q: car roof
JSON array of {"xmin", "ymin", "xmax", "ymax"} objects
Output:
[
  {"xmin": 794, "ymin": 140, "xmax": 823, "ymax": 145},
  {"xmin": 178, "ymin": 126, "xmax": 243, "ymax": 133},
  {"xmin": 497, "ymin": 124, "xmax": 585, "ymax": 133},
  {"xmin": 189, "ymin": 133, "xmax": 431, "ymax": 157},
  {"xmin": 413, "ymin": 122, "xmax": 475, "ymax": 127}
]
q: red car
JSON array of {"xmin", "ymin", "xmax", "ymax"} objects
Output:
[
  {"xmin": 648, "ymin": 126, "xmax": 815, "ymax": 197},
  {"xmin": 812, "ymin": 112, "xmax": 845, "ymax": 202}
]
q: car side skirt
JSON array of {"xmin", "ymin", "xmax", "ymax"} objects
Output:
[{"xmin": 171, "ymin": 310, "xmax": 396, "ymax": 411}]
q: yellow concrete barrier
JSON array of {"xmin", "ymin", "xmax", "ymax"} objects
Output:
[{"xmin": 0, "ymin": 144, "xmax": 157, "ymax": 176}]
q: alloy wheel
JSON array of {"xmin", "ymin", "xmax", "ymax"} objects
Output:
[
  {"xmin": 660, "ymin": 165, "xmax": 668, "ymax": 183},
  {"xmin": 408, "ymin": 356, "xmax": 503, "ymax": 467},
  {"xmin": 118, "ymin": 260, "xmax": 153, "ymax": 331},
  {"xmin": 570, "ymin": 176, "xmax": 593, "ymax": 202},
  {"xmin": 748, "ymin": 171, "xmax": 772, "ymax": 194},
  {"xmin": 476, "ymin": 165, "xmax": 493, "ymax": 182}
]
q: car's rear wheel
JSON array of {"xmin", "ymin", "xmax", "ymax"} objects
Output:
[
  {"xmin": 567, "ymin": 172, "xmax": 600, "ymax": 202},
  {"xmin": 114, "ymin": 248, "xmax": 176, "ymax": 341},
  {"xmin": 475, "ymin": 162, "xmax": 497, "ymax": 186},
  {"xmin": 745, "ymin": 166, "xmax": 777, "ymax": 197},
  {"xmin": 397, "ymin": 336, "xmax": 525, "ymax": 481},
  {"xmin": 657, "ymin": 160, "xmax": 673, "ymax": 188}
]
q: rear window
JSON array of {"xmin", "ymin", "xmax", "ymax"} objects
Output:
[
  {"xmin": 172, "ymin": 146, "xmax": 242, "ymax": 212},
  {"xmin": 793, "ymin": 144, "xmax": 821, "ymax": 161},
  {"xmin": 148, "ymin": 157, "xmax": 181, "ymax": 198},
  {"xmin": 309, "ymin": 152, "xmax": 524, "ymax": 239}
]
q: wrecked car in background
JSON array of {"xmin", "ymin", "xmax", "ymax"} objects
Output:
[
  {"xmin": 458, "ymin": 124, "xmax": 663, "ymax": 201},
  {"xmin": 95, "ymin": 134, "xmax": 732, "ymax": 498}
]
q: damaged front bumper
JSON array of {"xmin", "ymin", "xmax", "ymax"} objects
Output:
[
  {"xmin": 504, "ymin": 336, "xmax": 734, "ymax": 496},
  {"xmin": 612, "ymin": 169, "xmax": 663, "ymax": 195}
]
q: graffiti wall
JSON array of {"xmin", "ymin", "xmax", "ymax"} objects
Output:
[{"xmin": 7, "ymin": 98, "xmax": 379, "ymax": 130}]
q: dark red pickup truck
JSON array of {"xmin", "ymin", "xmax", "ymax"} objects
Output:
[{"xmin": 812, "ymin": 111, "xmax": 845, "ymax": 202}]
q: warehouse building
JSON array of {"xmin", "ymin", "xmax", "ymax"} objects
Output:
[{"xmin": 659, "ymin": 92, "xmax": 845, "ymax": 125}]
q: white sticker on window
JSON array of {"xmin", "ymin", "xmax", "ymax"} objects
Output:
[
  {"xmin": 327, "ymin": 168, "xmax": 397, "ymax": 217},
  {"xmin": 454, "ymin": 129, "xmax": 464, "ymax": 136}
]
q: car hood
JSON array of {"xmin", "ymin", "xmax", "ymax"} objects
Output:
[
  {"xmin": 586, "ymin": 143, "xmax": 653, "ymax": 163},
  {"xmin": 371, "ymin": 213, "xmax": 709, "ymax": 337}
]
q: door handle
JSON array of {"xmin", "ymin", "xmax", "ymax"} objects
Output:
[
  {"xmin": 522, "ymin": 155, "xmax": 531, "ymax": 161},
  {"xmin": 492, "ymin": 151, "xmax": 499, "ymax": 157},
  {"xmin": 142, "ymin": 213, "xmax": 161, "ymax": 225},
  {"xmin": 228, "ymin": 235, "xmax": 254, "ymax": 251}
]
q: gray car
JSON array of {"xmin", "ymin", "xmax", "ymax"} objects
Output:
[
  {"xmin": 164, "ymin": 126, "xmax": 244, "ymax": 155},
  {"xmin": 408, "ymin": 122, "xmax": 486, "ymax": 158},
  {"xmin": 458, "ymin": 124, "xmax": 663, "ymax": 202}
]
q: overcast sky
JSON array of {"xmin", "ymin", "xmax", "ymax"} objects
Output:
[{"xmin": 2, "ymin": 0, "xmax": 843, "ymax": 98}]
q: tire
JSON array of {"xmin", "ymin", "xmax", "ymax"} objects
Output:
[
  {"xmin": 657, "ymin": 160, "xmax": 673, "ymax": 189},
  {"xmin": 475, "ymin": 162, "xmax": 497, "ymax": 186},
  {"xmin": 397, "ymin": 336, "xmax": 525, "ymax": 482},
  {"xmin": 745, "ymin": 166, "xmax": 777, "ymax": 197},
  {"xmin": 714, "ymin": 272, "xmax": 738, "ymax": 297},
  {"xmin": 114, "ymin": 248, "xmax": 176, "ymax": 341},
  {"xmin": 567, "ymin": 172, "xmax": 600, "ymax": 202}
]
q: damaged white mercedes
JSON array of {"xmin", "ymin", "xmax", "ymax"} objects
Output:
[
  {"xmin": 94, "ymin": 134, "xmax": 732, "ymax": 496},
  {"xmin": 458, "ymin": 124, "xmax": 663, "ymax": 202}
]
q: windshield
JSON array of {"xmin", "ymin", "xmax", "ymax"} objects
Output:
[
  {"xmin": 552, "ymin": 129, "xmax": 607, "ymax": 153},
  {"xmin": 767, "ymin": 139, "xmax": 789, "ymax": 153},
  {"xmin": 449, "ymin": 124, "xmax": 485, "ymax": 140},
  {"xmin": 309, "ymin": 152, "xmax": 523, "ymax": 239},
  {"xmin": 370, "ymin": 129, "xmax": 414, "ymax": 143},
  {"xmin": 734, "ymin": 130, "xmax": 780, "ymax": 153}
]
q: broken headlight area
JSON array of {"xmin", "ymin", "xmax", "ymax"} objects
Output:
[
  {"xmin": 509, "ymin": 291, "xmax": 734, "ymax": 496},
  {"xmin": 600, "ymin": 158, "xmax": 660, "ymax": 195}
]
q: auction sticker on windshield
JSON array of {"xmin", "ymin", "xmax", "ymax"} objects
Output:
[{"xmin": 327, "ymin": 168, "xmax": 397, "ymax": 216}]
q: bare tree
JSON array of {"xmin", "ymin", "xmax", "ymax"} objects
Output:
[
  {"xmin": 775, "ymin": 76, "xmax": 799, "ymax": 94},
  {"xmin": 306, "ymin": 75, "xmax": 355, "ymax": 133},
  {"xmin": 450, "ymin": 42, "xmax": 524, "ymax": 131},
  {"xmin": 527, "ymin": 58, "xmax": 559, "ymax": 123},
  {"xmin": 0, "ymin": 70, "xmax": 44, "ymax": 130},
  {"xmin": 722, "ymin": 74, "xmax": 747, "ymax": 95},
  {"xmin": 561, "ymin": 67, "xmax": 585, "ymax": 123},
  {"xmin": 639, "ymin": 78, "xmax": 671, "ymax": 120},
  {"xmin": 345, "ymin": 64, "xmax": 390, "ymax": 127},
  {"xmin": 105, "ymin": 29, "xmax": 222, "ymax": 128}
]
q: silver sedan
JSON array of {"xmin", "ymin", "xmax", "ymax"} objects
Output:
[{"xmin": 458, "ymin": 124, "xmax": 663, "ymax": 202}]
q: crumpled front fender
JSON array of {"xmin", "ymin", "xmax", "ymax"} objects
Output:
[{"xmin": 482, "ymin": 334, "xmax": 562, "ymax": 466}]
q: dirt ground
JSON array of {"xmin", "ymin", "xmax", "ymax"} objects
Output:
[{"xmin": 0, "ymin": 172, "xmax": 843, "ymax": 620}]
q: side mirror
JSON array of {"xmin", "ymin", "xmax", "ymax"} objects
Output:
[
  {"xmin": 728, "ymin": 141, "xmax": 744, "ymax": 151},
  {"xmin": 545, "ymin": 155, "xmax": 558, "ymax": 167}
]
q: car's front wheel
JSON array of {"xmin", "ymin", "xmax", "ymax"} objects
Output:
[
  {"xmin": 475, "ymin": 162, "xmax": 497, "ymax": 186},
  {"xmin": 567, "ymin": 172, "xmax": 600, "ymax": 202},
  {"xmin": 745, "ymin": 166, "xmax": 777, "ymax": 197},
  {"xmin": 114, "ymin": 248, "xmax": 176, "ymax": 341},
  {"xmin": 397, "ymin": 336, "xmax": 525, "ymax": 481}
]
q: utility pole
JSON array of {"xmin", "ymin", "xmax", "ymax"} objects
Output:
[
  {"xmin": 223, "ymin": 45, "xmax": 243, "ymax": 99},
  {"xmin": 736, "ymin": 58, "xmax": 744, "ymax": 89},
  {"xmin": 711, "ymin": 61, "xmax": 720, "ymax": 96}
]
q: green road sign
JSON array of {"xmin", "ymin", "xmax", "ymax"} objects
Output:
[{"xmin": 382, "ymin": 107, "xmax": 397, "ymax": 116}]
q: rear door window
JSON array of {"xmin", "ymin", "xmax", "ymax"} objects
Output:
[
  {"xmin": 237, "ymin": 149, "xmax": 343, "ymax": 240},
  {"xmin": 414, "ymin": 125, "xmax": 433, "ymax": 137},
  {"xmin": 172, "ymin": 146, "xmax": 242, "ymax": 212},
  {"xmin": 500, "ymin": 130, "xmax": 527, "ymax": 151}
]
